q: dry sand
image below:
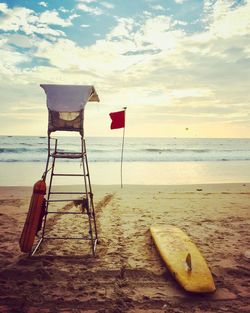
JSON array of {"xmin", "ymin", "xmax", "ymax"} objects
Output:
[{"xmin": 0, "ymin": 183, "xmax": 249, "ymax": 312}]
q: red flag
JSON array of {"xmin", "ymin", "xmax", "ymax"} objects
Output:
[{"xmin": 109, "ymin": 110, "xmax": 125, "ymax": 129}]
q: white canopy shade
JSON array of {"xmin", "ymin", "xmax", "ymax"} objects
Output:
[{"xmin": 40, "ymin": 84, "xmax": 100, "ymax": 112}]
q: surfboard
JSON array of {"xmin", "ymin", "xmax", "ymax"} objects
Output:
[
  {"xmin": 19, "ymin": 179, "xmax": 46, "ymax": 253},
  {"xmin": 150, "ymin": 225, "xmax": 216, "ymax": 293}
]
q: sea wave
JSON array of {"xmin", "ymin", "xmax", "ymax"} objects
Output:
[
  {"xmin": 0, "ymin": 148, "xmax": 47, "ymax": 153},
  {"xmin": 1, "ymin": 136, "xmax": 250, "ymax": 163},
  {"xmin": 1, "ymin": 154, "xmax": 250, "ymax": 162},
  {"xmin": 143, "ymin": 148, "xmax": 211, "ymax": 153},
  {"xmin": 0, "ymin": 148, "xmax": 30, "ymax": 153}
]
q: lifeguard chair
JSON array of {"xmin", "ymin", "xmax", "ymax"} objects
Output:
[{"xmin": 32, "ymin": 84, "xmax": 99, "ymax": 256}]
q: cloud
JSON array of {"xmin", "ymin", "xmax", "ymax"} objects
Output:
[
  {"xmin": 107, "ymin": 15, "xmax": 184, "ymax": 53},
  {"xmin": 174, "ymin": 0, "xmax": 186, "ymax": 4},
  {"xmin": 140, "ymin": 16, "xmax": 184, "ymax": 50},
  {"xmin": 0, "ymin": 4, "xmax": 75, "ymax": 38},
  {"xmin": 0, "ymin": 6, "xmax": 34, "ymax": 32},
  {"xmin": 173, "ymin": 20, "xmax": 187, "ymax": 26},
  {"xmin": 38, "ymin": 1, "xmax": 47, "ymax": 7},
  {"xmin": 8, "ymin": 2, "xmax": 249, "ymax": 92},
  {"xmin": 81, "ymin": 24, "xmax": 90, "ymax": 28},
  {"xmin": 0, "ymin": 1, "xmax": 250, "ymax": 137},
  {"xmin": 76, "ymin": 0, "xmax": 114, "ymax": 14},
  {"xmin": 34, "ymin": 36, "xmax": 144, "ymax": 74},
  {"xmin": 0, "ymin": 3, "xmax": 8, "ymax": 13},
  {"xmin": 100, "ymin": 2, "xmax": 114, "ymax": 9},
  {"xmin": 150, "ymin": 5, "xmax": 166, "ymax": 11},
  {"xmin": 107, "ymin": 17, "xmax": 135, "ymax": 38},
  {"xmin": 0, "ymin": 45, "xmax": 29, "ymax": 70},
  {"xmin": 170, "ymin": 88, "xmax": 213, "ymax": 98},
  {"xmin": 77, "ymin": 2, "xmax": 104, "ymax": 15},
  {"xmin": 6, "ymin": 34, "xmax": 33, "ymax": 48},
  {"xmin": 59, "ymin": 6, "xmax": 69, "ymax": 13},
  {"xmin": 208, "ymin": 0, "xmax": 250, "ymax": 38},
  {"xmin": 77, "ymin": 0, "xmax": 96, "ymax": 3},
  {"xmin": 39, "ymin": 10, "xmax": 73, "ymax": 27}
]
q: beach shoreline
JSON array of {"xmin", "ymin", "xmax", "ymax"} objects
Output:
[
  {"xmin": 0, "ymin": 183, "xmax": 249, "ymax": 312},
  {"xmin": 1, "ymin": 160, "xmax": 250, "ymax": 186}
]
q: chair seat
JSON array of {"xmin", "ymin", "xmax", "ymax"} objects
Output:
[{"xmin": 51, "ymin": 152, "xmax": 85, "ymax": 159}]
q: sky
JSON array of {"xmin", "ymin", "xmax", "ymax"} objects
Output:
[{"xmin": 0, "ymin": 0, "xmax": 249, "ymax": 138}]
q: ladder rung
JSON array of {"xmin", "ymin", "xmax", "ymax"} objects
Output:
[
  {"xmin": 47, "ymin": 211, "xmax": 86, "ymax": 214},
  {"xmin": 47, "ymin": 199, "xmax": 84, "ymax": 202},
  {"xmin": 53, "ymin": 173, "xmax": 88, "ymax": 177},
  {"xmin": 42, "ymin": 236, "xmax": 90, "ymax": 240},
  {"xmin": 50, "ymin": 192, "xmax": 87, "ymax": 195}
]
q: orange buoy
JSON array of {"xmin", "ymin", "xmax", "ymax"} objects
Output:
[{"xmin": 19, "ymin": 179, "xmax": 46, "ymax": 253}]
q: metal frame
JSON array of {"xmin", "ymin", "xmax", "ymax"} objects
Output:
[{"xmin": 31, "ymin": 132, "xmax": 98, "ymax": 256}]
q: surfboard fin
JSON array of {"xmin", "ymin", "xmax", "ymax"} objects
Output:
[{"xmin": 186, "ymin": 253, "xmax": 192, "ymax": 271}]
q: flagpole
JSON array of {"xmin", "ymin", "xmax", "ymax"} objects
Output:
[{"xmin": 120, "ymin": 107, "xmax": 127, "ymax": 188}]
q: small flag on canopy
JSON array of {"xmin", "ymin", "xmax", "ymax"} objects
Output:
[{"xmin": 109, "ymin": 110, "xmax": 125, "ymax": 129}]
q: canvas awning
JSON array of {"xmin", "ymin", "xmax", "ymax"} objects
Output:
[{"xmin": 40, "ymin": 84, "xmax": 100, "ymax": 112}]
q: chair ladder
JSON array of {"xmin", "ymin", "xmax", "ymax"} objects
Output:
[{"xmin": 31, "ymin": 136, "xmax": 98, "ymax": 256}]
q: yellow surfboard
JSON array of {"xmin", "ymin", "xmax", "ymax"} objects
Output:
[{"xmin": 150, "ymin": 225, "xmax": 216, "ymax": 293}]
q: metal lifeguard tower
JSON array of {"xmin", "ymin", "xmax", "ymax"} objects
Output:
[{"xmin": 32, "ymin": 84, "xmax": 99, "ymax": 256}]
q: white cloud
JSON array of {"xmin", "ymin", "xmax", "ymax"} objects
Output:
[
  {"xmin": 175, "ymin": 0, "xmax": 186, "ymax": 4},
  {"xmin": 0, "ymin": 4, "xmax": 74, "ymax": 37},
  {"xmin": 143, "ymin": 10, "xmax": 152, "ymax": 17},
  {"xmin": 77, "ymin": 3, "xmax": 104, "ymax": 15},
  {"xmin": 39, "ymin": 10, "xmax": 72, "ymax": 27},
  {"xmin": 108, "ymin": 17, "xmax": 135, "ymax": 38},
  {"xmin": 170, "ymin": 88, "xmax": 213, "ymax": 98},
  {"xmin": 7, "ymin": 34, "xmax": 33, "ymax": 48},
  {"xmin": 138, "ymin": 16, "xmax": 185, "ymax": 51},
  {"xmin": 38, "ymin": 1, "xmax": 47, "ymax": 7},
  {"xmin": 77, "ymin": 0, "xmax": 96, "ymax": 3},
  {"xmin": 107, "ymin": 15, "xmax": 185, "ymax": 53},
  {"xmin": 34, "ymin": 37, "xmax": 142, "ymax": 73},
  {"xmin": 0, "ymin": 3, "xmax": 8, "ymax": 12},
  {"xmin": 208, "ymin": 0, "xmax": 250, "ymax": 38},
  {"xmin": 58, "ymin": 6, "xmax": 69, "ymax": 13},
  {"xmin": 150, "ymin": 5, "xmax": 165, "ymax": 11},
  {"xmin": 76, "ymin": 0, "xmax": 112, "ymax": 15},
  {"xmin": 81, "ymin": 24, "xmax": 90, "ymax": 28},
  {"xmin": 173, "ymin": 19, "xmax": 187, "ymax": 26},
  {"xmin": 0, "ymin": 1, "xmax": 250, "ymax": 137},
  {"xmin": 0, "ymin": 45, "xmax": 29, "ymax": 75},
  {"xmin": 100, "ymin": 2, "xmax": 114, "ymax": 9},
  {"xmin": 26, "ymin": 3, "xmax": 248, "ymax": 90},
  {"xmin": 0, "ymin": 6, "xmax": 34, "ymax": 32}
]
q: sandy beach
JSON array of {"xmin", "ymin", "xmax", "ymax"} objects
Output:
[{"xmin": 0, "ymin": 183, "xmax": 249, "ymax": 312}]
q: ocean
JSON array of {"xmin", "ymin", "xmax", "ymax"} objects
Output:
[
  {"xmin": 1, "ymin": 136, "xmax": 250, "ymax": 163},
  {"xmin": 1, "ymin": 136, "xmax": 250, "ymax": 185}
]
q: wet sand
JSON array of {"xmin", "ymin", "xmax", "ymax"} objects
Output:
[
  {"xmin": 2, "ymin": 160, "xmax": 250, "ymax": 186},
  {"xmin": 0, "ymin": 183, "xmax": 249, "ymax": 312}
]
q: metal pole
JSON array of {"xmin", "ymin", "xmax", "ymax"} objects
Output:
[
  {"xmin": 42, "ymin": 134, "xmax": 51, "ymax": 181},
  {"xmin": 120, "ymin": 107, "xmax": 127, "ymax": 188}
]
